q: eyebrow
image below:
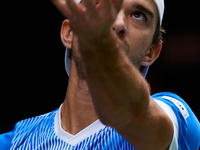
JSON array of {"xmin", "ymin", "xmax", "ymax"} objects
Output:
[{"xmin": 132, "ymin": 3, "xmax": 154, "ymax": 19}]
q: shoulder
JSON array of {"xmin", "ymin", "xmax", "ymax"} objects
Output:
[
  {"xmin": 0, "ymin": 109, "xmax": 58, "ymax": 149},
  {"xmin": 14, "ymin": 110, "xmax": 58, "ymax": 131},
  {"xmin": 152, "ymin": 92, "xmax": 200, "ymax": 150},
  {"xmin": 0, "ymin": 132, "xmax": 14, "ymax": 149}
]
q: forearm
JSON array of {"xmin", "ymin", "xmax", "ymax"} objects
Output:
[{"xmin": 78, "ymin": 31, "xmax": 151, "ymax": 127}]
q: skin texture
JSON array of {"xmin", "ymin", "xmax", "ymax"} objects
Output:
[{"xmin": 51, "ymin": 0, "xmax": 174, "ymax": 149}]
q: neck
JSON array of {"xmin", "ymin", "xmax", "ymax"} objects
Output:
[{"xmin": 61, "ymin": 59, "xmax": 98, "ymax": 135}]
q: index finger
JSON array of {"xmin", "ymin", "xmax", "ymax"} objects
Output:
[{"xmin": 51, "ymin": 0, "xmax": 81, "ymax": 19}]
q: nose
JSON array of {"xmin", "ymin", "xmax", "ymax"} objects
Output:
[{"xmin": 112, "ymin": 12, "xmax": 127, "ymax": 37}]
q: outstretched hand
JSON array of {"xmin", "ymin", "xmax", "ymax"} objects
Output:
[{"xmin": 51, "ymin": 0, "xmax": 123, "ymax": 41}]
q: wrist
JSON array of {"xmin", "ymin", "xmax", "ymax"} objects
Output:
[
  {"xmin": 78, "ymin": 29, "xmax": 125, "ymax": 72},
  {"xmin": 78, "ymin": 29, "xmax": 119, "ymax": 56}
]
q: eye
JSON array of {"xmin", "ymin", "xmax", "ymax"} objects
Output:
[{"xmin": 131, "ymin": 12, "xmax": 146, "ymax": 21}]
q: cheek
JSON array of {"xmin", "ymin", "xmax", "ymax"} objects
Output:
[
  {"xmin": 127, "ymin": 30, "xmax": 154, "ymax": 67},
  {"xmin": 71, "ymin": 36, "xmax": 81, "ymax": 57}
]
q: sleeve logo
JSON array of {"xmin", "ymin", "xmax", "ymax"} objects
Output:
[{"xmin": 162, "ymin": 96, "xmax": 189, "ymax": 119}]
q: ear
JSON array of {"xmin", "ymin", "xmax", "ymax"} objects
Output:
[
  {"xmin": 141, "ymin": 42, "xmax": 162, "ymax": 67},
  {"xmin": 60, "ymin": 19, "xmax": 73, "ymax": 49}
]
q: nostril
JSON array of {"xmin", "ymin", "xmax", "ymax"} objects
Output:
[
  {"xmin": 119, "ymin": 30, "xmax": 125, "ymax": 34},
  {"xmin": 113, "ymin": 26, "xmax": 127, "ymax": 37}
]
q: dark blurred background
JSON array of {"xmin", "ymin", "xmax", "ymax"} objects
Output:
[{"xmin": 1, "ymin": 1, "xmax": 200, "ymax": 134}]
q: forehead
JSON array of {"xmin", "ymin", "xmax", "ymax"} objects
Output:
[{"xmin": 123, "ymin": 0, "xmax": 159, "ymax": 19}]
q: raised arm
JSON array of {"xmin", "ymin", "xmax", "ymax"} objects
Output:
[{"xmin": 51, "ymin": 0, "xmax": 173, "ymax": 149}]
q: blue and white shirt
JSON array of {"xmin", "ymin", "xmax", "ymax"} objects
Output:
[{"xmin": 1, "ymin": 92, "xmax": 200, "ymax": 149}]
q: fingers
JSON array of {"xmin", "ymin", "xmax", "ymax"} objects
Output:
[
  {"xmin": 82, "ymin": 0, "xmax": 98, "ymax": 18},
  {"xmin": 112, "ymin": 0, "xmax": 123, "ymax": 12},
  {"xmin": 97, "ymin": 0, "xmax": 123, "ymax": 17},
  {"xmin": 66, "ymin": 0, "xmax": 81, "ymax": 18},
  {"xmin": 51, "ymin": 0, "xmax": 123, "ymax": 20},
  {"xmin": 52, "ymin": 0, "xmax": 83, "ymax": 19},
  {"xmin": 99, "ymin": 0, "xmax": 112, "ymax": 12},
  {"xmin": 50, "ymin": 0, "xmax": 74, "ymax": 18}
]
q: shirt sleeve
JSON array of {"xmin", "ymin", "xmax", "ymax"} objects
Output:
[
  {"xmin": 155, "ymin": 99, "xmax": 179, "ymax": 150},
  {"xmin": 0, "ymin": 131, "xmax": 14, "ymax": 149},
  {"xmin": 152, "ymin": 92, "xmax": 200, "ymax": 150}
]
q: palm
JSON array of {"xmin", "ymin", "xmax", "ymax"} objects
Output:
[{"xmin": 51, "ymin": 0, "xmax": 123, "ymax": 40}]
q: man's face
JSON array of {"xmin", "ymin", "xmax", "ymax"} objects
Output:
[{"xmin": 71, "ymin": 0, "xmax": 159, "ymax": 79}]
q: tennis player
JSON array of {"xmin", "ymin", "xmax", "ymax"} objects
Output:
[{"xmin": 1, "ymin": 0, "xmax": 200, "ymax": 149}]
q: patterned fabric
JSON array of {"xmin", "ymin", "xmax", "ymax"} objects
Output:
[
  {"xmin": 1, "ymin": 92, "xmax": 199, "ymax": 149},
  {"xmin": 1, "ymin": 110, "xmax": 135, "ymax": 150}
]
